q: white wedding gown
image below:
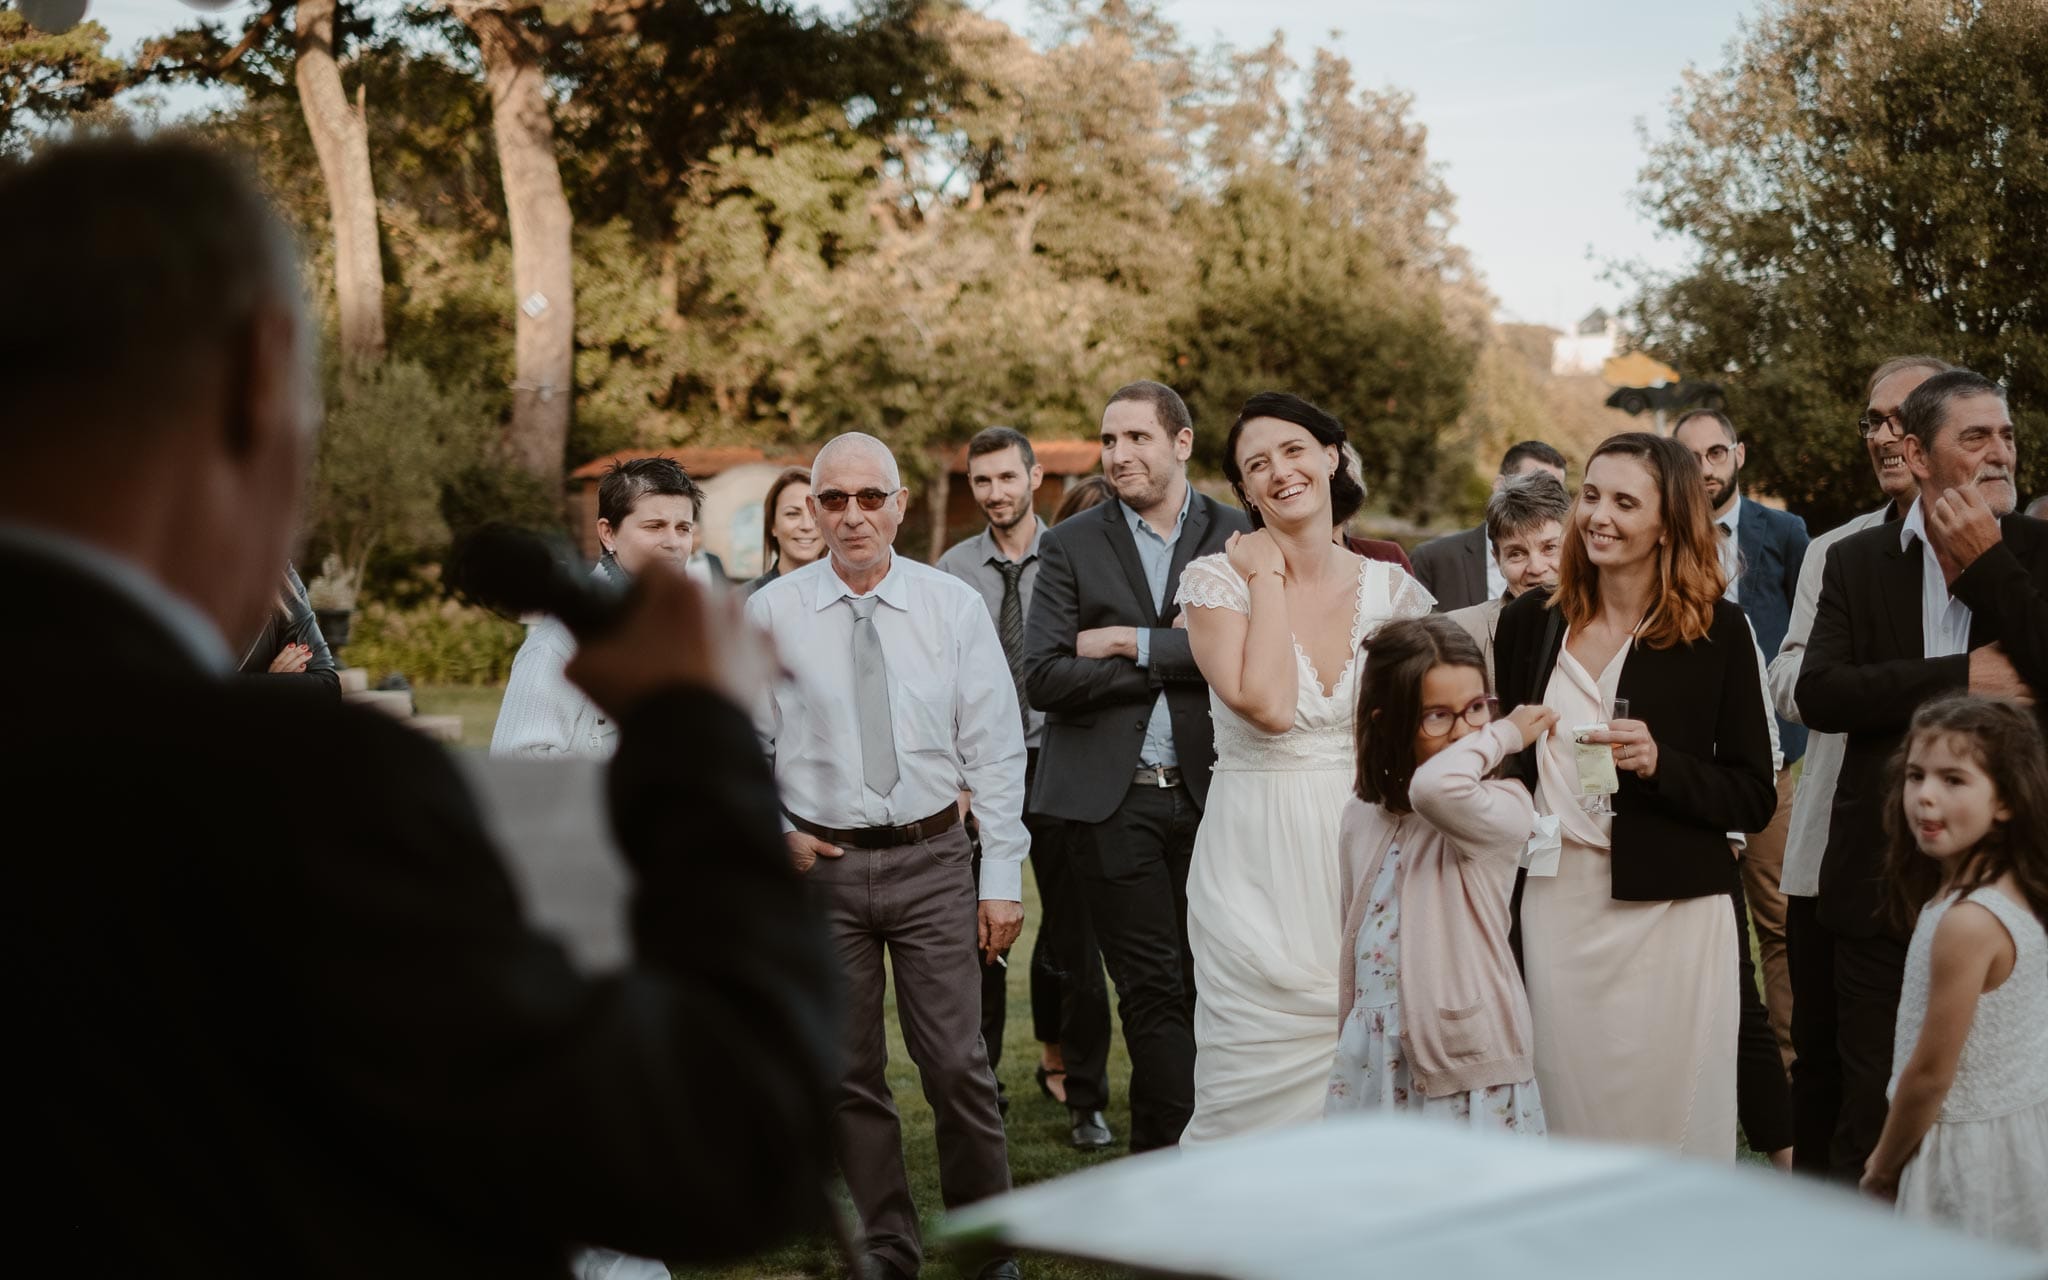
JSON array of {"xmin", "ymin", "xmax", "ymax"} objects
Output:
[{"xmin": 1175, "ymin": 552, "xmax": 1434, "ymax": 1146}]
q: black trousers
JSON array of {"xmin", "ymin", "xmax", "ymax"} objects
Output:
[
  {"xmin": 1787, "ymin": 896, "xmax": 1907, "ymax": 1180},
  {"xmin": 1787, "ymin": 893, "xmax": 1840, "ymax": 1175},
  {"xmin": 973, "ymin": 757, "xmax": 1112, "ymax": 1112},
  {"xmin": 1832, "ymin": 928, "xmax": 1909, "ymax": 1179},
  {"xmin": 1071, "ymin": 781, "xmax": 1201, "ymax": 1152},
  {"xmin": 1734, "ymin": 888, "xmax": 1793, "ymax": 1154}
]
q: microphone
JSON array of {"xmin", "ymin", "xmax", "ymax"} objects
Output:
[{"xmin": 447, "ymin": 525, "xmax": 628, "ymax": 640}]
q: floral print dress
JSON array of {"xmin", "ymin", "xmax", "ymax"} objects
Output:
[{"xmin": 1325, "ymin": 844, "xmax": 1546, "ymax": 1132}]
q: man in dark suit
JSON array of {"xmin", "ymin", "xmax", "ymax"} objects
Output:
[
  {"xmin": 1795, "ymin": 367, "xmax": 2045, "ymax": 1182},
  {"xmin": 1, "ymin": 139, "xmax": 837, "ymax": 1276},
  {"xmin": 1411, "ymin": 441, "xmax": 1569, "ymax": 611},
  {"xmin": 1672, "ymin": 409, "xmax": 1809, "ymax": 1068},
  {"xmin": 1024, "ymin": 380, "xmax": 1251, "ymax": 1153}
]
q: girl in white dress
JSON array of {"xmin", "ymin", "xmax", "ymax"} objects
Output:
[
  {"xmin": 1177, "ymin": 393, "xmax": 1432, "ymax": 1145},
  {"xmin": 1862, "ymin": 695, "xmax": 2048, "ymax": 1253}
]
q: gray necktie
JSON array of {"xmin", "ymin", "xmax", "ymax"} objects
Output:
[{"xmin": 848, "ymin": 596, "xmax": 899, "ymax": 796}]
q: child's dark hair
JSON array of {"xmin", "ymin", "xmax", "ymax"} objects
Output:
[
  {"xmin": 1354, "ymin": 615, "xmax": 1488, "ymax": 813},
  {"xmin": 1881, "ymin": 693, "xmax": 2048, "ymax": 930}
]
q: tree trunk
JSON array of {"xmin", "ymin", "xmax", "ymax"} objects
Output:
[
  {"xmin": 293, "ymin": 0, "xmax": 384, "ymax": 375},
  {"xmin": 459, "ymin": 3, "xmax": 575, "ymax": 480}
]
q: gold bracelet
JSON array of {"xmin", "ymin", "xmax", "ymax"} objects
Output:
[{"xmin": 1245, "ymin": 567, "xmax": 1286, "ymax": 585}]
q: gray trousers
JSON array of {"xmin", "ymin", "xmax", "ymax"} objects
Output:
[{"xmin": 809, "ymin": 823, "xmax": 1011, "ymax": 1274}]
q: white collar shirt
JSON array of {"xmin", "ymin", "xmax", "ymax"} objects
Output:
[
  {"xmin": 0, "ymin": 523, "xmax": 233, "ymax": 674},
  {"xmin": 744, "ymin": 551, "xmax": 1029, "ymax": 901},
  {"xmin": 1900, "ymin": 497, "xmax": 1973, "ymax": 659},
  {"xmin": 1483, "ymin": 531, "xmax": 1507, "ymax": 603},
  {"xmin": 1715, "ymin": 496, "xmax": 1744, "ymax": 604}
]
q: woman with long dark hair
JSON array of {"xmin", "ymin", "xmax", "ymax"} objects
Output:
[
  {"xmin": 1176, "ymin": 392, "xmax": 1434, "ymax": 1144},
  {"xmin": 1492, "ymin": 432, "xmax": 1775, "ymax": 1156},
  {"xmin": 745, "ymin": 466, "xmax": 823, "ymax": 595}
]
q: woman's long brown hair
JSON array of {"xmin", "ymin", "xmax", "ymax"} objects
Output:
[
  {"xmin": 1881, "ymin": 694, "xmax": 2048, "ymax": 932},
  {"xmin": 760, "ymin": 466, "xmax": 811, "ymax": 571},
  {"xmin": 1550, "ymin": 432, "xmax": 1725, "ymax": 649}
]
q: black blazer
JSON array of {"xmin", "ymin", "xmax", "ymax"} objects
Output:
[
  {"xmin": 1411, "ymin": 523, "xmax": 1489, "ymax": 613},
  {"xmin": 1, "ymin": 546, "xmax": 837, "ymax": 1276},
  {"xmin": 1494, "ymin": 588, "xmax": 1776, "ymax": 901},
  {"xmin": 1024, "ymin": 489, "xmax": 1251, "ymax": 822},
  {"xmin": 1794, "ymin": 513, "xmax": 2048, "ymax": 939},
  {"xmin": 234, "ymin": 562, "xmax": 341, "ymax": 703}
]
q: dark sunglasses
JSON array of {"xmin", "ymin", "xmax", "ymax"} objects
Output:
[{"xmin": 814, "ymin": 488, "xmax": 896, "ymax": 512}]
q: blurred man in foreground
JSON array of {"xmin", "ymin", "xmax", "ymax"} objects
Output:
[{"xmin": 0, "ymin": 138, "xmax": 838, "ymax": 1276}]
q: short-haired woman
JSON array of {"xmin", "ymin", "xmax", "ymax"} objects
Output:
[
  {"xmin": 1492, "ymin": 432, "xmax": 1775, "ymax": 1156},
  {"xmin": 490, "ymin": 456, "xmax": 704, "ymax": 759}
]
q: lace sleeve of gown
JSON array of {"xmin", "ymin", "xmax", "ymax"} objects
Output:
[
  {"xmin": 1387, "ymin": 564, "xmax": 1436, "ymax": 619},
  {"xmin": 1176, "ymin": 553, "xmax": 1250, "ymax": 614}
]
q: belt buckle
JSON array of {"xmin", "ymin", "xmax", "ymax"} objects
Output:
[{"xmin": 1153, "ymin": 767, "xmax": 1171, "ymax": 789}]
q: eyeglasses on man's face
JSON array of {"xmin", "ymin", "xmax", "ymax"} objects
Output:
[
  {"xmin": 1858, "ymin": 410, "xmax": 1906, "ymax": 438},
  {"xmin": 813, "ymin": 488, "xmax": 896, "ymax": 512},
  {"xmin": 1419, "ymin": 695, "xmax": 1499, "ymax": 739},
  {"xmin": 1693, "ymin": 444, "xmax": 1733, "ymax": 466}
]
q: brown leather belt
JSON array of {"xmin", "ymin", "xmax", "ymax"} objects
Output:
[{"xmin": 786, "ymin": 803, "xmax": 961, "ymax": 850}]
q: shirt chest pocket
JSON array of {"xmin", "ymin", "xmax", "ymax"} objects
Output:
[{"xmin": 892, "ymin": 680, "xmax": 956, "ymax": 757}]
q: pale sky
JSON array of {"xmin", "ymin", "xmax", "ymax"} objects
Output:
[{"xmin": 91, "ymin": 0, "xmax": 1764, "ymax": 331}]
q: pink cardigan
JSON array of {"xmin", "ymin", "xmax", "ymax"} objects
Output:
[{"xmin": 1336, "ymin": 719, "xmax": 1538, "ymax": 1097}]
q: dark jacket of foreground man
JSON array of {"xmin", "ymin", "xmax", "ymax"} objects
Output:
[{"xmin": 0, "ymin": 546, "xmax": 840, "ymax": 1277}]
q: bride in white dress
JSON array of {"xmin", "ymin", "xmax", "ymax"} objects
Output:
[{"xmin": 1176, "ymin": 393, "xmax": 1434, "ymax": 1145}]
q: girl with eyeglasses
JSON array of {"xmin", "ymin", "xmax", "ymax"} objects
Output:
[{"xmin": 1325, "ymin": 614, "xmax": 1554, "ymax": 1130}]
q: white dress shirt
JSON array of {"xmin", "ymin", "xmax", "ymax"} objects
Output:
[
  {"xmin": 490, "ymin": 614, "xmax": 617, "ymax": 760},
  {"xmin": 746, "ymin": 552, "xmax": 1028, "ymax": 901},
  {"xmin": 1483, "ymin": 532, "xmax": 1507, "ymax": 604},
  {"xmin": 1715, "ymin": 495, "xmax": 1743, "ymax": 604},
  {"xmin": 1899, "ymin": 497, "xmax": 1973, "ymax": 658},
  {"xmin": 490, "ymin": 565, "xmax": 619, "ymax": 760},
  {"xmin": 1767, "ymin": 503, "xmax": 1893, "ymax": 897}
]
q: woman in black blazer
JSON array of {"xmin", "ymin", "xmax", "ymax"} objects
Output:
[{"xmin": 1493, "ymin": 432, "xmax": 1774, "ymax": 1157}]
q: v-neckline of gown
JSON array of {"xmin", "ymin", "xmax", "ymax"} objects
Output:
[{"xmin": 1293, "ymin": 557, "xmax": 1373, "ymax": 703}]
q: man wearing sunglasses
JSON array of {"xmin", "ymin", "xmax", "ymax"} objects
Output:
[{"xmin": 746, "ymin": 432, "xmax": 1027, "ymax": 1280}]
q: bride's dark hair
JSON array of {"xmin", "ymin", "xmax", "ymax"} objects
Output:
[
  {"xmin": 1222, "ymin": 392, "xmax": 1367, "ymax": 530},
  {"xmin": 1354, "ymin": 615, "xmax": 1488, "ymax": 814}
]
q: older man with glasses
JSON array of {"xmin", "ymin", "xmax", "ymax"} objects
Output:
[
  {"xmin": 1766, "ymin": 355, "xmax": 1950, "ymax": 1175},
  {"xmin": 746, "ymin": 432, "xmax": 1027, "ymax": 1280}
]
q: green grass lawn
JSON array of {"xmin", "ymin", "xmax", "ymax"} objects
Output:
[{"xmin": 415, "ymin": 683, "xmax": 511, "ymax": 749}]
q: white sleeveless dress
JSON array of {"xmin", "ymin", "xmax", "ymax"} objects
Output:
[
  {"xmin": 1174, "ymin": 552, "xmax": 1434, "ymax": 1146},
  {"xmin": 1892, "ymin": 886, "xmax": 2048, "ymax": 1252}
]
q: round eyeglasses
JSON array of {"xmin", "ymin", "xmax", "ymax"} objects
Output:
[{"xmin": 1419, "ymin": 695, "xmax": 1499, "ymax": 739}]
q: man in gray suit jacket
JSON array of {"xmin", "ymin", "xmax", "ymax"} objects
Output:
[
  {"xmin": 1411, "ymin": 441, "xmax": 1568, "ymax": 612},
  {"xmin": 1024, "ymin": 381, "xmax": 1250, "ymax": 1153}
]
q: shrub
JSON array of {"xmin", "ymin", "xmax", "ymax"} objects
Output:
[{"xmin": 340, "ymin": 596, "xmax": 525, "ymax": 686}]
